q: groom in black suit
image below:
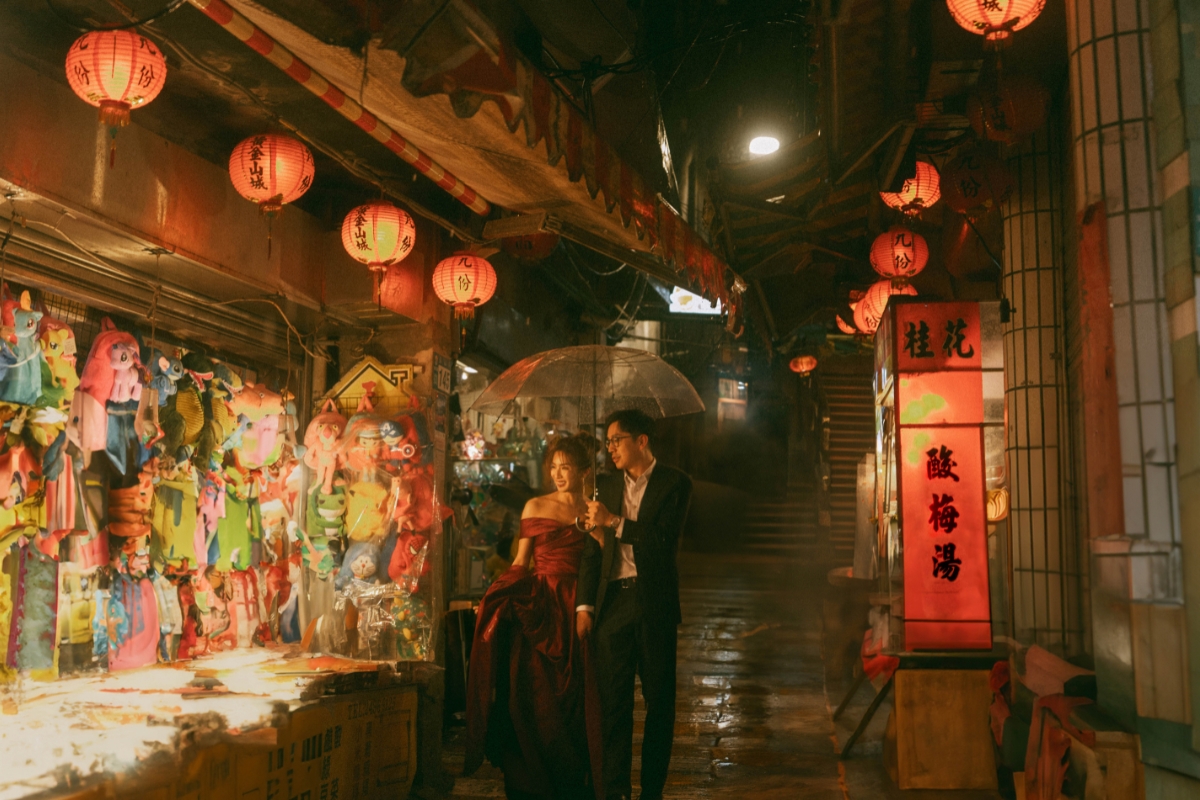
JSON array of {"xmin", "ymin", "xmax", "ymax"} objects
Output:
[{"xmin": 577, "ymin": 409, "xmax": 692, "ymax": 800}]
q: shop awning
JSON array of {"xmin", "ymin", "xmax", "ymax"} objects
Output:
[{"xmin": 190, "ymin": 0, "xmax": 732, "ymax": 306}]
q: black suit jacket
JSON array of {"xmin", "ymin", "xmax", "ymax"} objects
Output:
[{"xmin": 577, "ymin": 464, "xmax": 692, "ymax": 625}]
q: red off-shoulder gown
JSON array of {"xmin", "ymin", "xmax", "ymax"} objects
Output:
[{"xmin": 465, "ymin": 517, "xmax": 603, "ymax": 800}]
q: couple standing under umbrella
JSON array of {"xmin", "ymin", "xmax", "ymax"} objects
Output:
[{"xmin": 464, "ymin": 346, "xmax": 701, "ymax": 800}]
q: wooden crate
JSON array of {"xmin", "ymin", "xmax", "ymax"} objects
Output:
[{"xmin": 894, "ymin": 669, "xmax": 998, "ymax": 790}]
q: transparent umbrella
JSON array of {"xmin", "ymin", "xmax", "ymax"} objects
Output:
[{"xmin": 469, "ymin": 345, "xmax": 705, "ymax": 430}]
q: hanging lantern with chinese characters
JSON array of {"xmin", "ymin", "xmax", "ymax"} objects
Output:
[
  {"xmin": 342, "ymin": 201, "xmax": 416, "ymax": 299},
  {"xmin": 229, "ymin": 134, "xmax": 315, "ymax": 215},
  {"xmin": 941, "ymin": 146, "xmax": 1014, "ymax": 220},
  {"xmin": 65, "ymin": 30, "xmax": 167, "ymax": 165},
  {"xmin": 880, "ymin": 162, "xmax": 941, "ymax": 216},
  {"xmin": 433, "ymin": 253, "xmax": 497, "ymax": 319},
  {"xmin": 946, "ymin": 0, "xmax": 1046, "ymax": 48},
  {"xmin": 967, "ymin": 75, "xmax": 1050, "ymax": 145},
  {"xmin": 789, "ymin": 355, "xmax": 818, "ymax": 376},
  {"xmin": 870, "ymin": 225, "xmax": 929, "ymax": 280},
  {"xmin": 854, "ymin": 280, "xmax": 917, "ymax": 335}
]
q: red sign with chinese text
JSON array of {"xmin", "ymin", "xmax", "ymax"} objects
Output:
[
  {"xmin": 890, "ymin": 299, "xmax": 992, "ymax": 651},
  {"xmin": 898, "ymin": 426, "xmax": 990, "ymax": 647},
  {"xmin": 895, "ymin": 301, "xmax": 982, "ymax": 372}
]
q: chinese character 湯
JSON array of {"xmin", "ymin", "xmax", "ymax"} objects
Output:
[{"xmin": 932, "ymin": 543, "xmax": 962, "ymax": 582}]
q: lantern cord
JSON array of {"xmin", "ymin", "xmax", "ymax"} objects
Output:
[
  {"xmin": 44, "ymin": 0, "xmax": 189, "ymax": 31},
  {"xmin": 964, "ymin": 216, "xmax": 1003, "ymax": 273}
]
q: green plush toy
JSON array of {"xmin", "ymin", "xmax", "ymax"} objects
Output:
[{"xmin": 302, "ymin": 479, "xmax": 346, "ymax": 579}]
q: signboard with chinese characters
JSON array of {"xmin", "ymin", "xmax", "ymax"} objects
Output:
[{"xmin": 885, "ymin": 300, "xmax": 992, "ymax": 650}]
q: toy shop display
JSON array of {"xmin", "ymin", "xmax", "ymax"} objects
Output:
[{"xmin": 0, "ymin": 294, "xmax": 442, "ymax": 699}]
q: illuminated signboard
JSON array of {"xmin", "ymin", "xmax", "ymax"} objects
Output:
[
  {"xmin": 669, "ymin": 286, "xmax": 722, "ymax": 315},
  {"xmin": 887, "ymin": 300, "xmax": 991, "ymax": 650}
]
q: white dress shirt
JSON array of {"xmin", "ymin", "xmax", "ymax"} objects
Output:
[
  {"xmin": 610, "ymin": 459, "xmax": 656, "ymax": 580},
  {"xmin": 577, "ymin": 460, "xmax": 656, "ymax": 614}
]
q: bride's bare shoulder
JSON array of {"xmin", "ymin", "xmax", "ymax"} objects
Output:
[{"xmin": 521, "ymin": 494, "xmax": 557, "ymax": 519}]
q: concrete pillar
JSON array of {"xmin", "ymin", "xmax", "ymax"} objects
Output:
[
  {"xmin": 1002, "ymin": 118, "xmax": 1086, "ymax": 657},
  {"xmin": 1066, "ymin": 0, "xmax": 1177, "ymax": 729}
]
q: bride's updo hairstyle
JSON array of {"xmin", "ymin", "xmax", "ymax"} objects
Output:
[{"xmin": 543, "ymin": 432, "xmax": 598, "ymax": 494}]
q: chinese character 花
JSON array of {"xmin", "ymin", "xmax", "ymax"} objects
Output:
[
  {"xmin": 942, "ymin": 318, "xmax": 975, "ymax": 359},
  {"xmin": 932, "ymin": 543, "xmax": 962, "ymax": 582}
]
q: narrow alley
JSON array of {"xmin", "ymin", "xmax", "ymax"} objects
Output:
[{"xmin": 443, "ymin": 553, "xmax": 1003, "ymax": 799}]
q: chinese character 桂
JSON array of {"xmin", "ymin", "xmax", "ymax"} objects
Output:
[
  {"xmin": 932, "ymin": 543, "xmax": 962, "ymax": 582},
  {"xmin": 925, "ymin": 445, "xmax": 960, "ymax": 482},
  {"xmin": 942, "ymin": 318, "xmax": 975, "ymax": 359},
  {"xmin": 929, "ymin": 493, "xmax": 959, "ymax": 534},
  {"xmin": 904, "ymin": 321, "xmax": 934, "ymax": 359}
]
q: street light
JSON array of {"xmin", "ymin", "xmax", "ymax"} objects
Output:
[{"xmin": 749, "ymin": 136, "xmax": 780, "ymax": 156}]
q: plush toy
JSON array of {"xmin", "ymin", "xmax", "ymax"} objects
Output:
[
  {"xmin": 176, "ymin": 580, "xmax": 206, "ymax": 659},
  {"xmin": 301, "ymin": 480, "xmax": 345, "ymax": 579},
  {"xmin": 0, "ymin": 291, "xmax": 44, "ymax": 406},
  {"xmin": 387, "ymin": 530, "xmax": 430, "ymax": 591},
  {"xmin": 335, "ymin": 541, "xmax": 381, "ymax": 590},
  {"xmin": 241, "ymin": 413, "xmax": 281, "ymax": 469},
  {"xmin": 344, "ymin": 480, "xmax": 388, "ymax": 542},
  {"xmin": 0, "ymin": 442, "xmax": 39, "ymax": 510},
  {"xmin": 76, "ymin": 318, "xmax": 142, "ymax": 455},
  {"xmin": 303, "ymin": 399, "xmax": 347, "ymax": 494},
  {"xmin": 147, "ymin": 349, "xmax": 183, "ymax": 406},
  {"xmin": 37, "ymin": 315, "xmax": 77, "ymax": 409},
  {"xmin": 193, "ymin": 472, "xmax": 226, "ymax": 569},
  {"xmin": 196, "ymin": 568, "xmax": 235, "ymax": 652}
]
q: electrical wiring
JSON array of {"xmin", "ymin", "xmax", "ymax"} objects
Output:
[
  {"xmin": 44, "ymin": 0, "xmax": 188, "ymax": 31},
  {"xmin": 8, "ymin": 204, "xmax": 330, "ymax": 361}
]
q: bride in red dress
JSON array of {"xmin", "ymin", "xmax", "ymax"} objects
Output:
[{"xmin": 465, "ymin": 434, "xmax": 603, "ymax": 800}]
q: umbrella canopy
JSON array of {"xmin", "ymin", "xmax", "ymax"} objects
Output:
[{"xmin": 469, "ymin": 346, "xmax": 705, "ymax": 429}]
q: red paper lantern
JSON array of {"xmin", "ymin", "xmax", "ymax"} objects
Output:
[
  {"xmin": 941, "ymin": 146, "xmax": 1014, "ymax": 219},
  {"xmin": 967, "ymin": 76, "xmax": 1050, "ymax": 144},
  {"xmin": 946, "ymin": 0, "xmax": 1045, "ymax": 47},
  {"xmin": 341, "ymin": 201, "xmax": 416, "ymax": 271},
  {"xmin": 870, "ymin": 226, "xmax": 929, "ymax": 280},
  {"xmin": 65, "ymin": 31, "xmax": 167, "ymax": 128},
  {"xmin": 790, "ymin": 355, "xmax": 818, "ymax": 376},
  {"xmin": 229, "ymin": 135, "xmax": 315, "ymax": 214},
  {"xmin": 433, "ymin": 253, "xmax": 497, "ymax": 319},
  {"xmin": 854, "ymin": 280, "xmax": 918, "ymax": 335},
  {"xmin": 836, "ymin": 315, "xmax": 857, "ymax": 335},
  {"xmin": 880, "ymin": 162, "xmax": 941, "ymax": 216},
  {"xmin": 501, "ymin": 232, "xmax": 560, "ymax": 261}
]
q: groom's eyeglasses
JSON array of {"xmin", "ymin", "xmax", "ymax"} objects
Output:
[{"xmin": 605, "ymin": 434, "xmax": 631, "ymax": 449}]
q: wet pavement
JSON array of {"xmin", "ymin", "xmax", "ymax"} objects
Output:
[{"xmin": 440, "ymin": 553, "xmax": 1002, "ymax": 799}]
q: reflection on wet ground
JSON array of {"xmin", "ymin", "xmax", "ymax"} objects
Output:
[{"xmin": 441, "ymin": 553, "xmax": 999, "ymax": 799}]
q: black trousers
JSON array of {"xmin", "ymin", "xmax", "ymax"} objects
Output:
[{"xmin": 593, "ymin": 582, "xmax": 678, "ymax": 799}]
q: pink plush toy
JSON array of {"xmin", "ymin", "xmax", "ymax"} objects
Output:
[
  {"xmin": 193, "ymin": 472, "xmax": 226, "ymax": 570},
  {"xmin": 303, "ymin": 399, "xmax": 347, "ymax": 494},
  {"xmin": 75, "ymin": 319, "xmax": 142, "ymax": 454}
]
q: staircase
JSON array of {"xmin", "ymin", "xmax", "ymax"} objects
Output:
[
  {"xmin": 742, "ymin": 495, "xmax": 818, "ymax": 554},
  {"xmin": 821, "ymin": 363, "xmax": 877, "ymax": 564}
]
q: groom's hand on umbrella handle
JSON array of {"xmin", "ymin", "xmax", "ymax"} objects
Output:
[{"xmin": 586, "ymin": 500, "xmax": 615, "ymax": 531}]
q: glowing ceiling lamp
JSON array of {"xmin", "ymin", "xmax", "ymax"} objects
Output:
[{"xmin": 749, "ymin": 136, "xmax": 780, "ymax": 156}]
